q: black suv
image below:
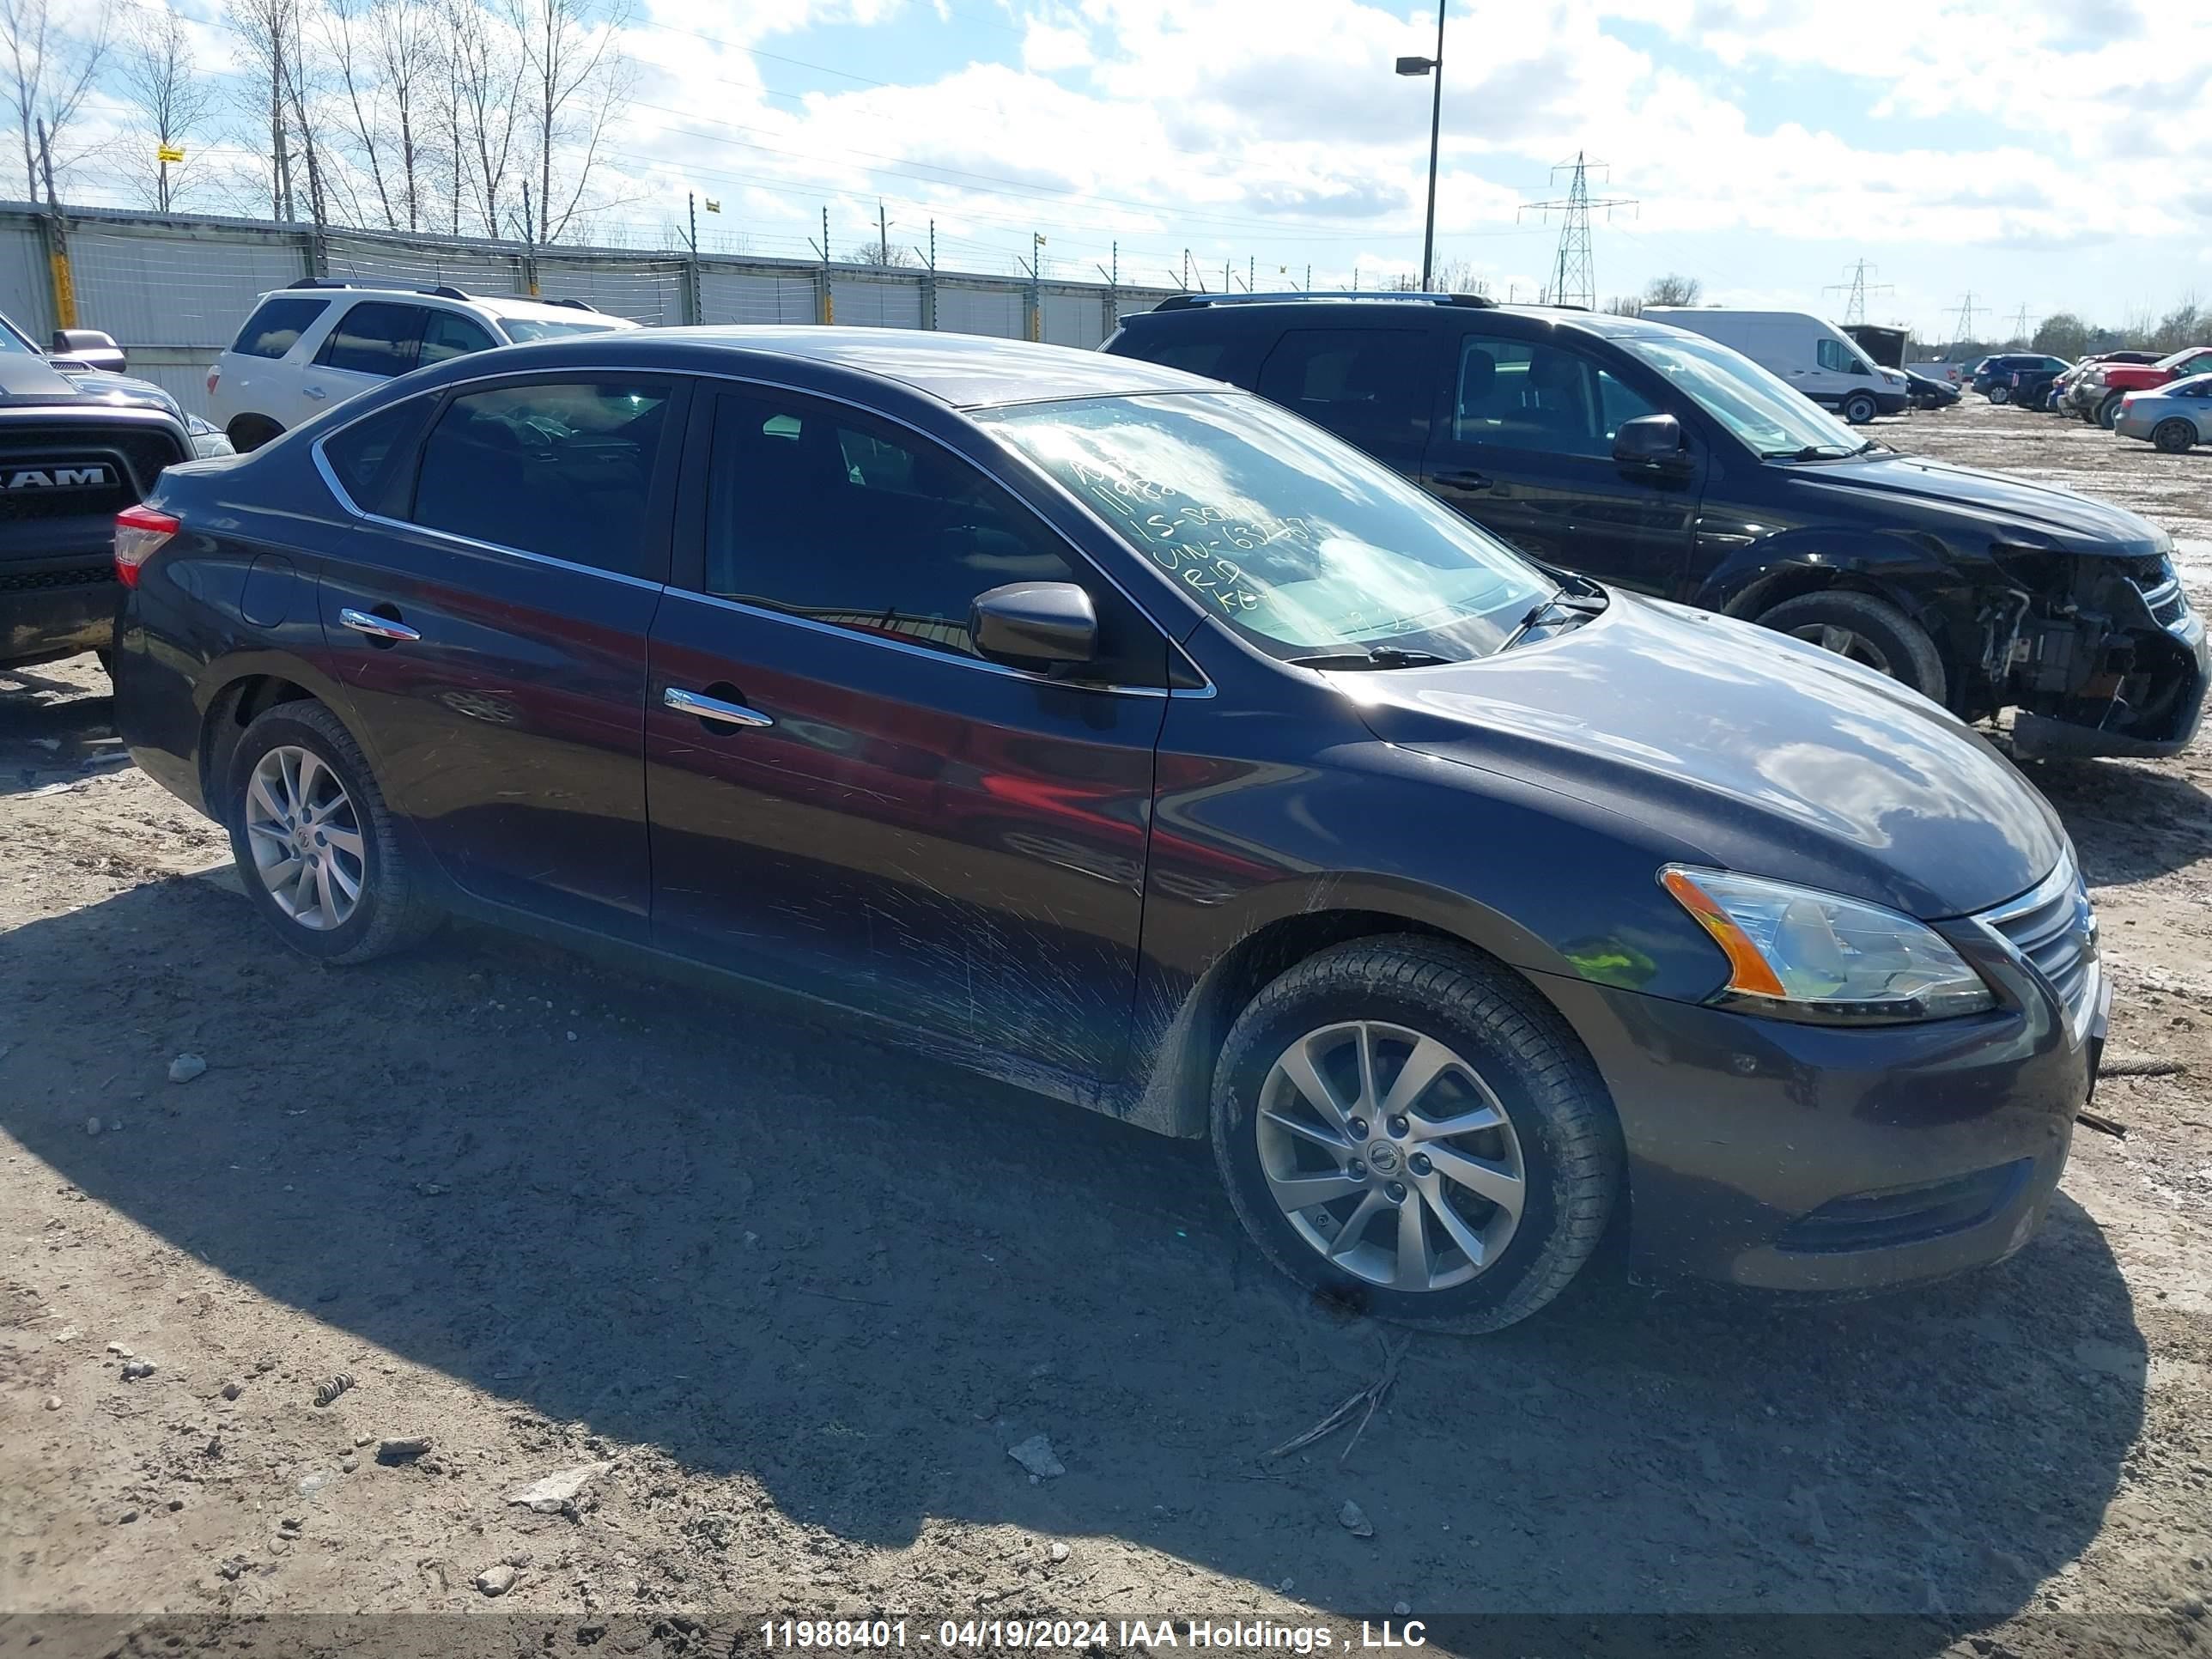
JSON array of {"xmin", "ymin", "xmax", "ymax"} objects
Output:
[
  {"xmin": 1103, "ymin": 295, "xmax": 2206, "ymax": 758},
  {"xmin": 1971, "ymin": 354, "xmax": 2069, "ymax": 402},
  {"xmin": 0, "ymin": 314, "xmax": 196, "ymax": 671}
]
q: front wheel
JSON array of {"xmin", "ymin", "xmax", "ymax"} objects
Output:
[
  {"xmin": 1987, "ymin": 384, "xmax": 2010, "ymax": 405},
  {"xmin": 1212, "ymin": 938, "xmax": 1621, "ymax": 1334},
  {"xmin": 2153, "ymin": 419, "xmax": 2197, "ymax": 455},
  {"xmin": 2097, "ymin": 394, "xmax": 2124, "ymax": 430},
  {"xmin": 1756, "ymin": 589, "xmax": 1948, "ymax": 702},
  {"xmin": 1842, "ymin": 392, "xmax": 1879, "ymax": 424},
  {"xmin": 225, "ymin": 700, "xmax": 440, "ymax": 963}
]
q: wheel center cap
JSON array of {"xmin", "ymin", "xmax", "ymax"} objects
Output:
[{"xmin": 1365, "ymin": 1141, "xmax": 1402, "ymax": 1177}]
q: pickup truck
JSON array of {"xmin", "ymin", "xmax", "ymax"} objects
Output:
[{"xmin": 2069, "ymin": 347, "xmax": 2212, "ymax": 428}]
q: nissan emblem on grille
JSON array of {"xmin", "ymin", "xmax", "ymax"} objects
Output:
[{"xmin": 1, "ymin": 463, "xmax": 112, "ymax": 489}]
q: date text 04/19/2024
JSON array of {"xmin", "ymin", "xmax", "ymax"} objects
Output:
[{"xmin": 757, "ymin": 1620, "xmax": 1429, "ymax": 1650}]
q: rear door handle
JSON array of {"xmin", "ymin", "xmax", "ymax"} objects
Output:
[
  {"xmin": 1432, "ymin": 468, "xmax": 1493, "ymax": 491},
  {"xmin": 665, "ymin": 685, "xmax": 774, "ymax": 730},
  {"xmin": 338, "ymin": 606, "xmax": 420, "ymax": 642},
  {"xmin": 303, "ymin": 384, "xmax": 329, "ymax": 400}
]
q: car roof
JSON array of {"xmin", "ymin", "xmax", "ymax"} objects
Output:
[
  {"xmin": 1118, "ymin": 295, "xmax": 1701, "ymax": 344},
  {"xmin": 589, "ymin": 325, "xmax": 1223, "ymax": 409},
  {"xmin": 257, "ymin": 286, "xmax": 637, "ymax": 327}
]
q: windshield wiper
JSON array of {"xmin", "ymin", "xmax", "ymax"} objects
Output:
[
  {"xmin": 1287, "ymin": 647, "xmax": 1454, "ymax": 671},
  {"xmin": 1761, "ymin": 444, "xmax": 1856, "ymax": 461},
  {"xmin": 1498, "ymin": 588, "xmax": 1607, "ymax": 651}
]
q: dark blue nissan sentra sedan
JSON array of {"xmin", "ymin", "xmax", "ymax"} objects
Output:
[{"xmin": 110, "ymin": 328, "xmax": 2104, "ymax": 1331}]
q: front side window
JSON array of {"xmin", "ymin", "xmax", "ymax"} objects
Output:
[
  {"xmin": 981, "ymin": 392, "xmax": 1553, "ymax": 665},
  {"xmin": 700, "ymin": 390, "xmax": 1163, "ymax": 678},
  {"xmin": 410, "ymin": 380, "xmax": 672, "ymax": 578},
  {"xmin": 1613, "ymin": 331, "xmax": 1863, "ymax": 459},
  {"xmin": 1453, "ymin": 337, "xmax": 1658, "ymax": 458},
  {"xmin": 231, "ymin": 295, "xmax": 331, "ymax": 360},
  {"xmin": 418, "ymin": 310, "xmax": 498, "ymax": 367},
  {"xmin": 1816, "ymin": 337, "xmax": 1869, "ymax": 374},
  {"xmin": 1255, "ymin": 328, "xmax": 1429, "ymax": 457},
  {"xmin": 316, "ymin": 302, "xmax": 427, "ymax": 378}
]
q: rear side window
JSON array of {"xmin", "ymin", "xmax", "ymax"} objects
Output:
[
  {"xmin": 418, "ymin": 310, "xmax": 498, "ymax": 367},
  {"xmin": 316, "ymin": 302, "xmax": 428, "ymax": 377},
  {"xmin": 1124, "ymin": 337, "xmax": 1231, "ymax": 380},
  {"xmin": 410, "ymin": 380, "xmax": 673, "ymax": 579},
  {"xmin": 1255, "ymin": 328, "xmax": 1431, "ymax": 460},
  {"xmin": 320, "ymin": 397, "xmax": 434, "ymax": 517},
  {"xmin": 231, "ymin": 295, "xmax": 331, "ymax": 359}
]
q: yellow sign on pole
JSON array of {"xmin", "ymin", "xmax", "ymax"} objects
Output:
[
  {"xmin": 156, "ymin": 143, "xmax": 185, "ymax": 164},
  {"xmin": 703, "ymin": 198, "xmax": 720, "ymax": 213}
]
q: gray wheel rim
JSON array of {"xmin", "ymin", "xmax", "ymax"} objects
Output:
[
  {"xmin": 1255, "ymin": 1020, "xmax": 1525, "ymax": 1293},
  {"xmin": 244, "ymin": 744, "xmax": 365, "ymax": 931},
  {"xmin": 1789, "ymin": 622, "xmax": 1893, "ymax": 675}
]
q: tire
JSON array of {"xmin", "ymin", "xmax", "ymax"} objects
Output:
[
  {"xmin": 1755, "ymin": 590, "xmax": 1947, "ymax": 702},
  {"xmin": 1211, "ymin": 936, "xmax": 1621, "ymax": 1334},
  {"xmin": 2153, "ymin": 419, "xmax": 2197, "ymax": 455},
  {"xmin": 227, "ymin": 415, "xmax": 283, "ymax": 453},
  {"xmin": 1842, "ymin": 392, "xmax": 1879, "ymax": 425},
  {"xmin": 223, "ymin": 700, "xmax": 440, "ymax": 963},
  {"xmin": 1987, "ymin": 384, "xmax": 2009, "ymax": 405},
  {"xmin": 2096, "ymin": 394, "xmax": 2124, "ymax": 430}
]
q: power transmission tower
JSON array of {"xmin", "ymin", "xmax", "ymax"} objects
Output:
[
  {"xmin": 1826, "ymin": 260, "xmax": 1893, "ymax": 325},
  {"xmin": 2009, "ymin": 304, "xmax": 2031, "ymax": 344},
  {"xmin": 1950, "ymin": 291, "xmax": 1980, "ymax": 346},
  {"xmin": 1519, "ymin": 152, "xmax": 1637, "ymax": 309}
]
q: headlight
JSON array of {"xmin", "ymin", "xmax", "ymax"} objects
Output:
[{"xmin": 1660, "ymin": 866, "xmax": 1995, "ymax": 1024}]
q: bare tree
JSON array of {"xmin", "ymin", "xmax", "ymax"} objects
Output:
[
  {"xmin": 227, "ymin": 0, "xmax": 299, "ymax": 218},
  {"xmin": 1644, "ymin": 272, "xmax": 1701, "ymax": 307},
  {"xmin": 850, "ymin": 238, "xmax": 915, "ymax": 267},
  {"xmin": 444, "ymin": 0, "xmax": 525, "ymax": 237},
  {"xmin": 111, "ymin": 3, "xmax": 219, "ymax": 211},
  {"xmin": 0, "ymin": 0, "xmax": 113, "ymax": 200},
  {"xmin": 516, "ymin": 0, "xmax": 629, "ymax": 244}
]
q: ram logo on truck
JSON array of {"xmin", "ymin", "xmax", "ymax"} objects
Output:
[{"xmin": 3, "ymin": 463, "xmax": 113, "ymax": 489}]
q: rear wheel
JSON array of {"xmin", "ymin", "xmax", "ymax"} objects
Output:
[
  {"xmin": 1212, "ymin": 937, "xmax": 1621, "ymax": 1334},
  {"xmin": 227, "ymin": 415, "xmax": 283, "ymax": 453},
  {"xmin": 2153, "ymin": 419, "xmax": 2197, "ymax": 455},
  {"xmin": 1842, "ymin": 392, "xmax": 1879, "ymax": 424},
  {"xmin": 225, "ymin": 700, "xmax": 439, "ymax": 963},
  {"xmin": 1756, "ymin": 590, "xmax": 1947, "ymax": 702}
]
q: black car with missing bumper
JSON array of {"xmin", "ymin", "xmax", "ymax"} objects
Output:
[
  {"xmin": 1103, "ymin": 295, "xmax": 2208, "ymax": 760},
  {"xmin": 115, "ymin": 328, "xmax": 2103, "ymax": 1330}
]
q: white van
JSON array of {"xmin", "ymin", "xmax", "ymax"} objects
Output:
[{"xmin": 1643, "ymin": 308, "xmax": 1911, "ymax": 425}]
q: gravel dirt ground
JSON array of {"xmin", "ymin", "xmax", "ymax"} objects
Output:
[{"xmin": 3, "ymin": 402, "xmax": 2212, "ymax": 1656}]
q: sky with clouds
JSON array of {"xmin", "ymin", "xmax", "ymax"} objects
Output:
[{"xmin": 76, "ymin": 0, "xmax": 2212, "ymax": 338}]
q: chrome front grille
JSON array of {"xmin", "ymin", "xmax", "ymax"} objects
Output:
[{"xmin": 1978, "ymin": 854, "xmax": 2100, "ymax": 1043}]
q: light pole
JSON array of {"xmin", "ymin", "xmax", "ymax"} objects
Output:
[{"xmin": 1395, "ymin": 0, "xmax": 1448, "ymax": 290}]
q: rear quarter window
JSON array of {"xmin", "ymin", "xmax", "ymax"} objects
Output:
[{"xmin": 230, "ymin": 295, "xmax": 331, "ymax": 359}]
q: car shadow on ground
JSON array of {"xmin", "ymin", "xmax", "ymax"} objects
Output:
[
  {"xmin": 0, "ymin": 666, "xmax": 126, "ymax": 799},
  {"xmin": 2022, "ymin": 756, "xmax": 2212, "ymax": 885},
  {"xmin": 0, "ymin": 872, "xmax": 2144, "ymax": 1632}
]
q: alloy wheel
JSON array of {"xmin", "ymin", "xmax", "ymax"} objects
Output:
[
  {"xmin": 1788, "ymin": 623, "xmax": 1893, "ymax": 675},
  {"xmin": 244, "ymin": 744, "xmax": 366, "ymax": 931},
  {"xmin": 1255, "ymin": 1020, "xmax": 1525, "ymax": 1292}
]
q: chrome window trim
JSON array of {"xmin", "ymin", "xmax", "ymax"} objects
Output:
[{"xmin": 308, "ymin": 369, "xmax": 1215, "ymax": 696}]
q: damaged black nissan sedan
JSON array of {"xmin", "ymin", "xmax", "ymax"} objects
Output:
[{"xmin": 114, "ymin": 330, "xmax": 2106, "ymax": 1331}]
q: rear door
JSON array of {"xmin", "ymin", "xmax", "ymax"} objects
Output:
[
  {"xmin": 315, "ymin": 373, "xmax": 688, "ymax": 939},
  {"xmin": 644, "ymin": 385, "xmax": 1170, "ymax": 1080},
  {"xmin": 1250, "ymin": 325, "xmax": 1434, "ymax": 480},
  {"xmin": 302, "ymin": 301, "xmax": 429, "ymax": 421},
  {"xmin": 1420, "ymin": 322, "xmax": 1704, "ymax": 594}
]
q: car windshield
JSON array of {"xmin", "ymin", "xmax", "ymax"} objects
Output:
[
  {"xmin": 496, "ymin": 316, "xmax": 628, "ymax": 343},
  {"xmin": 979, "ymin": 391, "xmax": 1556, "ymax": 665},
  {"xmin": 0, "ymin": 310, "xmax": 40, "ymax": 354},
  {"xmin": 1613, "ymin": 331, "xmax": 1863, "ymax": 458}
]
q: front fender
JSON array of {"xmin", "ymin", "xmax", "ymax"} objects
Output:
[{"xmin": 1698, "ymin": 529, "xmax": 1965, "ymax": 623}]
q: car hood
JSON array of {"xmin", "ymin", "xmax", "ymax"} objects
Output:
[
  {"xmin": 0, "ymin": 353, "xmax": 177, "ymax": 416},
  {"xmin": 1342, "ymin": 594, "xmax": 2063, "ymax": 921},
  {"xmin": 1786, "ymin": 451, "xmax": 2167, "ymax": 556}
]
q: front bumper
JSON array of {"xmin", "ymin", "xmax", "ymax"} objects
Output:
[
  {"xmin": 1533, "ymin": 884, "xmax": 2102, "ymax": 1291},
  {"xmin": 1990, "ymin": 554, "xmax": 2209, "ymax": 759},
  {"xmin": 1, "ymin": 560, "xmax": 117, "ymax": 667}
]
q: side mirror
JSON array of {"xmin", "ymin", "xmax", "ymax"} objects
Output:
[
  {"xmin": 970, "ymin": 580, "xmax": 1097, "ymax": 670},
  {"xmin": 1613, "ymin": 412, "xmax": 1689, "ymax": 471},
  {"xmin": 51, "ymin": 328, "xmax": 125, "ymax": 373}
]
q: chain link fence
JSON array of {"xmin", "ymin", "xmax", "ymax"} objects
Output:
[{"xmin": 2, "ymin": 204, "xmax": 1179, "ymax": 416}]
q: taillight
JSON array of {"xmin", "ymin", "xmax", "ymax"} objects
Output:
[
  {"xmin": 206, "ymin": 365, "xmax": 220, "ymax": 395},
  {"xmin": 113, "ymin": 504, "xmax": 180, "ymax": 587}
]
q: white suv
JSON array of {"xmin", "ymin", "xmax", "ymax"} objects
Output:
[{"xmin": 206, "ymin": 283, "xmax": 641, "ymax": 451}]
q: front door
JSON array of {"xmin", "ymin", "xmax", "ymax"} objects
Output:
[
  {"xmin": 315, "ymin": 374, "xmax": 686, "ymax": 939},
  {"xmin": 1420, "ymin": 328, "xmax": 1704, "ymax": 594},
  {"xmin": 645, "ymin": 386, "xmax": 1169, "ymax": 1082}
]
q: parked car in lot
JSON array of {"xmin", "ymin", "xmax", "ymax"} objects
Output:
[
  {"xmin": 1969, "ymin": 355, "xmax": 2069, "ymax": 404},
  {"xmin": 2005, "ymin": 362, "xmax": 2074, "ymax": 411},
  {"xmin": 1103, "ymin": 294, "xmax": 2207, "ymax": 759},
  {"xmin": 1905, "ymin": 369, "xmax": 1961, "ymax": 409},
  {"xmin": 1643, "ymin": 307, "xmax": 1908, "ymax": 423},
  {"xmin": 206, "ymin": 282, "xmax": 640, "ymax": 452},
  {"xmin": 114, "ymin": 327, "xmax": 2111, "ymax": 1328},
  {"xmin": 2115, "ymin": 373, "xmax": 2212, "ymax": 453},
  {"xmin": 0, "ymin": 307, "xmax": 224, "ymax": 672},
  {"xmin": 2068, "ymin": 347, "xmax": 2212, "ymax": 428}
]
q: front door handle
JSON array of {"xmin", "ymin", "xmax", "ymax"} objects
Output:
[
  {"xmin": 1432, "ymin": 468, "xmax": 1493, "ymax": 491},
  {"xmin": 665, "ymin": 685, "xmax": 774, "ymax": 730},
  {"xmin": 338, "ymin": 606, "xmax": 420, "ymax": 642}
]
